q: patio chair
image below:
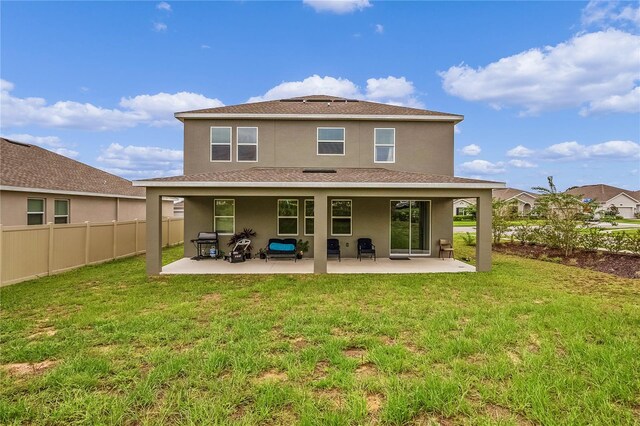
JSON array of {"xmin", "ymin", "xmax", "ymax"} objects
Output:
[
  {"xmin": 327, "ymin": 238, "xmax": 341, "ymax": 262},
  {"xmin": 438, "ymin": 239, "xmax": 454, "ymax": 259},
  {"xmin": 265, "ymin": 238, "xmax": 297, "ymax": 262},
  {"xmin": 357, "ymin": 238, "xmax": 376, "ymax": 261}
]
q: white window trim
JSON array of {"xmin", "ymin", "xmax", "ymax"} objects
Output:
[
  {"xmin": 317, "ymin": 127, "xmax": 346, "ymax": 156},
  {"xmin": 27, "ymin": 198, "xmax": 46, "ymax": 225},
  {"xmin": 236, "ymin": 127, "xmax": 258, "ymax": 162},
  {"xmin": 54, "ymin": 199, "xmax": 70, "ymax": 224},
  {"xmin": 374, "ymin": 128, "xmax": 395, "ymax": 163},
  {"xmin": 210, "ymin": 127, "xmax": 232, "ymax": 162},
  {"xmin": 277, "ymin": 199, "xmax": 299, "ymax": 236},
  {"xmin": 213, "ymin": 199, "xmax": 235, "ymax": 235},
  {"xmin": 331, "ymin": 199, "xmax": 352, "ymax": 236},
  {"xmin": 304, "ymin": 199, "xmax": 314, "ymax": 236}
]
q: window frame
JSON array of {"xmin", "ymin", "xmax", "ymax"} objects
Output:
[
  {"xmin": 304, "ymin": 199, "xmax": 314, "ymax": 236},
  {"xmin": 317, "ymin": 127, "xmax": 346, "ymax": 156},
  {"xmin": 54, "ymin": 199, "xmax": 70, "ymax": 224},
  {"xmin": 27, "ymin": 198, "xmax": 46, "ymax": 226},
  {"xmin": 374, "ymin": 128, "xmax": 396, "ymax": 163},
  {"xmin": 210, "ymin": 126, "xmax": 232, "ymax": 162},
  {"xmin": 213, "ymin": 199, "xmax": 235, "ymax": 235},
  {"xmin": 236, "ymin": 127, "xmax": 258, "ymax": 162},
  {"xmin": 331, "ymin": 199, "xmax": 352, "ymax": 236},
  {"xmin": 277, "ymin": 199, "xmax": 299, "ymax": 236}
]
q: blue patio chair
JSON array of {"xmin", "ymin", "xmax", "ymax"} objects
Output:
[{"xmin": 357, "ymin": 238, "xmax": 376, "ymax": 261}]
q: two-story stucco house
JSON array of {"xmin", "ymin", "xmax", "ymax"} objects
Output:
[{"xmin": 135, "ymin": 95, "xmax": 504, "ymax": 274}]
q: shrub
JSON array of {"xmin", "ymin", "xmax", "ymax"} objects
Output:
[
  {"xmin": 453, "ymin": 215, "xmax": 475, "ymax": 221},
  {"xmin": 492, "ymin": 199, "xmax": 516, "ymax": 244},
  {"xmin": 512, "ymin": 221, "xmax": 536, "ymax": 245},
  {"xmin": 580, "ymin": 228, "xmax": 605, "ymax": 252},
  {"xmin": 625, "ymin": 229, "xmax": 640, "ymax": 255},
  {"xmin": 602, "ymin": 232, "xmax": 627, "ymax": 254},
  {"xmin": 461, "ymin": 232, "xmax": 476, "ymax": 246}
]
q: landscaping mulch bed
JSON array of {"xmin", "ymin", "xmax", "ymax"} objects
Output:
[{"xmin": 494, "ymin": 242, "xmax": 640, "ymax": 279}]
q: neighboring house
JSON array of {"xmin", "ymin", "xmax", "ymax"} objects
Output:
[
  {"xmin": 135, "ymin": 95, "xmax": 505, "ymax": 274},
  {"xmin": 453, "ymin": 198, "xmax": 475, "ymax": 216},
  {"xmin": 452, "ymin": 188, "xmax": 536, "ymax": 216},
  {"xmin": 173, "ymin": 199, "xmax": 185, "ymax": 218},
  {"xmin": 0, "ymin": 137, "xmax": 174, "ymax": 226},
  {"xmin": 492, "ymin": 188, "xmax": 537, "ymax": 216},
  {"xmin": 565, "ymin": 184, "xmax": 640, "ymax": 219}
]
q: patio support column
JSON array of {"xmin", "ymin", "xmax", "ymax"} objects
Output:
[
  {"xmin": 476, "ymin": 190, "xmax": 492, "ymax": 272},
  {"xmin": 313, "ymin": 192, "xmax": 328, "ymax": 274},
  {"xmin": 146, "ymin": 188, "xmax": 163, "ymax": 276}
]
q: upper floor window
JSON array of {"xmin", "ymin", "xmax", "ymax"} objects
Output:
[
  {"xmin": 317, "ymin": 127, "xmax": 345, "ymax": 155},
  {"xmin": 54, "ymin": 199, "xmax": 70, "ymax": 224},
  {"xmin": 211, "ymin": 127, "xmax": 232, "ymax": 162},
  {"xmin": 237, "ymin": 127, "xmax": 258, "ymax": 162},
  {"xmin": 27, "ymin": 198, "xmax": 45, "ymax": 225},
  {"xmin": 374, "ymin": 128, "xmax": 395, "ymax": 163}
]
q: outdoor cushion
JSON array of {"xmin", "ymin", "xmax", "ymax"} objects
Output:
[{"xmin": 269, "ymin": 242, "xmax": 295, "ymax": 252}]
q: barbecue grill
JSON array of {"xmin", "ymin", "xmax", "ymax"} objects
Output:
[{"xmin": 190, "ymin": 231, "xmax": 219, "ymax": 260}]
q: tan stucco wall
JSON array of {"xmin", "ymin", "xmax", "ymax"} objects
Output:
[
  {"xmin": 182, "ymin": 195, "xmax": 454, "ymax": 259},
  {"xmin": 0, "ymin": 190, "xmax": 174, "ymax": 226},
  {"xmin": 183, "ymin": 119, "xmax": 454, "ymax": 176}
]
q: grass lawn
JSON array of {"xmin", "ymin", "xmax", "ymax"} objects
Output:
[{"xmin": 1, "ymin": 239, "xmax": 639, "ymax": 425}]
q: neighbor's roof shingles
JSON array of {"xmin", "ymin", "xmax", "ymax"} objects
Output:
[
  {"xmin": 177, "ymin": 95, "xmax": 462, "ymax": 118},
  {"xmin": 492, "ymin": 188, "xmax": 537, "ymax": 201},
  {"xmin": 137, "ymin": 167, "xmax": 501, "ymax": 186},
  {"xmin": 566, "ymin": 184, "xmax": 638, "ymax": 202},
  {"xmin": 0, "ymin": 138, "xmax": 144, "ymax": 197}
]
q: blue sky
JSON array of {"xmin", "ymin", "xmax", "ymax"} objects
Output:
[{"xmin": 1, "ymin": 0, "xmax": 639, "ymax": 192}]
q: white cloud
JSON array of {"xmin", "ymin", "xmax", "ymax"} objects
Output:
[
  {"xmin": 1, "ymin": 79, "xmax": 14, "ymax": 92},
  {"xmin": 248, "ymin": 74, "xmax": 423, "ymax": 107},
  {"xmin": 201, "ymin": 44, "xmax": 211, "ymax": 49},
  {"xmin": 97, "ymin": 143, "xmax": 183, "ymax": 179},
  {"xmin": 582, "ymin": 0, "xmax": 640, "ymax": 28},
  {"xmin": 0, "ymin": 80, "xmax": 224, "ymax": 130},
  {"xmin": 543, "ymin": 140, "xmax": 640, "ymax": 160},
  {"xmin": 153, "ymin": 22, "xmax": 167, "ymax": 32},
  {"xmin": 508, "ymin": 159, "xmax": 537, "ymax": 168},
  {"xmin": 439, "ymin": 30, "xmax": 640, "ymax": 115},
  {"xmin": 461, "ymin": 144, "xmax": 481, "ymax": 156},
  {"xmin": 582, "ymin": 86, "xmax": 640, "ymax": 115},
  {"xmin": 460, "ymin": 159, "xmax": 506, "ymax": 175},
  {"xmin": 3, "ymin": 133, "xmax": 79, "ymax": 158},
  {"xmin": 156, "ymin": 1, "xmax": 171, "ymax": 12},
  {"xmin": 506, "ymin": 145, "xmax": 535, "ymax": 158},
  {"xmin": 303, "ymin": 0, "xmax": 371, "ymax": 14},
  {"xmin": 375, "ymin": 24, "xmax": 384, "ymax": 34}
]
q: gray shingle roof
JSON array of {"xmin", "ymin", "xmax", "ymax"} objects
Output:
[
  {"xmin": 565, "ymin": 184, "xmax": 639, "ymax": 203},
  {"xmin": 0, "ymin": 138, "xmax": 144, "ymax": 197},
  {"xmin": 136, "ymin": 167, "xmax": 502, "ymax": 187},
  {"xmin": 492, "ymin": 188, "xmax": 537, "ymax": 201},
  {"xmin": 177, "ymin": 95, "xmax": 462, "ymax": 118}
]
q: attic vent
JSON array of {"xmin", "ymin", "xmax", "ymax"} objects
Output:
[{"xmin": 302, "ymin": 168, "xmax": 337, "ymax": 174}]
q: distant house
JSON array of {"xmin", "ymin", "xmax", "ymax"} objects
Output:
[
  {"xmin": 453, "ymin": 188, "xmax": 536, "ymax": 216},
  {"xmin": 565, "ymin": 184, "xmax": 639, "ymax": 219},
  {"xmin": 0, "ymin": 137, "xmax": 174, "ymax": 226}
]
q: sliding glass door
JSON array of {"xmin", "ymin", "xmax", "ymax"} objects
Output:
[{"xmin": 390, "ymin": 200, "xmax": 430, "ymax": 256}]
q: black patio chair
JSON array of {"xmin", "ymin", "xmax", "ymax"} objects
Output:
[
  {"xmin": 357, "ymin": 238, "xmax": 376, "ymax": 261},
  {"xmin": 327, "ymin": 238, "xmax": 341, "ymax": 262}
]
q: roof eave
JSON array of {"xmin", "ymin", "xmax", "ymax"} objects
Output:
[
  {"xmin": 133, "ymin": 181, "xmax": 504, "ymax": 189},
  {"xmin": 173, "ymin": 112, "xmax": 464, "ymax": 123}
]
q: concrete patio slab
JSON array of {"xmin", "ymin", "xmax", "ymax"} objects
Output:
[{"xmin": 161, "ymin": 257, "xmax": 475, "ymax": 275}]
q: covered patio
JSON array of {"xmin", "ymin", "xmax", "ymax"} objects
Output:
[{"xmin": 162, "ymin": 257, "xmax": 475, "ymax": 275}]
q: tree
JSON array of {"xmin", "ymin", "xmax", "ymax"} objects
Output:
[
  {"xmin": 492, "ymin": 199, "xmax": 516, "ymax": 244},
  {"xmin": 532, "ymin": 176, "xmax": 596, "ymax": 256}
]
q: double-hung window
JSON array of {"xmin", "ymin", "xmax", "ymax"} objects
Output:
[
  {"xmin": 374, "ymin": 128, "xmax": 395, "ymax": 163},
  {"xmin": 317, "ymin": 127, "xmax": 345, "ymax": 155},
  {"xmin": 54, "ymin": 199, "xmax": 70, "ymax": 224},
  {"xmin": 237, "ymin": 127, "xmax": 258, "ymax": 162},
  {"xmin": 27, "ymin": 198, "xmax": 45, "ymax": 225},
  {"xmin": 304, "ymin": 199, "xmax": 314, "ymax": 235},
  {"xmin": 277, "ymin": 199, "xmax": 298, "ymax": 236},
  {"xmin": 331, "ymin": 200, "xmax": 352, "ymax": 236},
  {"xmin": 211, "ymin": 127, "xmax": 232, "ymax": 162},
  {"xmin": 214, "ymin": 199, "xmax": 235, "ymax": 235}
]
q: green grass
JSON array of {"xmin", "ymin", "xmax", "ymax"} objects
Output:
[
  {"xmin": 1, "ymin": 238, "xmax": 639, "ymax": 425},
  {"xmin": 614, "ymin": 219, "xmax": 640, "ymax": 224}
]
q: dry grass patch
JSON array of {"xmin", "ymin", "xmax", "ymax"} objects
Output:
[
  {"xmin": 355, "ymin": 362, "xmax": 377, "ymax": 378},
  {"xmin": 314, "ymin": 388, "xmax": 346, "ymax": 409},
  {"xmin": 366, "ymin": 392, "xmax": 384, "ymax": 414},
  {"xmin": 2, "ymin": 360, "xmax": 59, "ymax": 376},
  {"xmin": 27, "ymin": 326, "xmax": 57, "ymax": 339},
  {"xmin": 201, "ymin": 292, "xmax": 222, "ymax": 303},
  {"xmin": 343, "ymin": 347, "xmax": 367, "ymax": 359},
  {"xmin": 255, "ymin": 369, "xmax": 287, "ymax": 383}
]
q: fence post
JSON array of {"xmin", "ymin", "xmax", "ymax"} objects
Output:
[
  {"xmin": 48, "ymin": 222, "xmax": 54, "ymax": 275},
  {"xmin": 112, "ymin": 220, "xmax": 117, "ymax": 260},
  {"xmin": 85, "ymin": 221, "xmax": 90, "ymax": 265},
  {"xmin": 167, "ymin": 217, "xmax": 171, "ymax": 247},
  {"xmin": 134, "ymin": 219, "xmax": 139, "ymax": 254}
]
